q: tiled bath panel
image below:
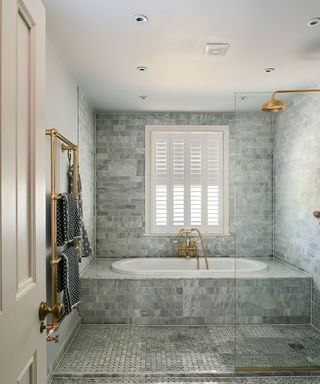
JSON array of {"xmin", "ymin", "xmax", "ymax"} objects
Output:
[
  {"xmin": 96, "ymin": 112, "xmax": 273, "ymax": 258},
  {"xmin": 80, "ymin": 258, "xmax": 311, "ymax": 325},
  {"xmin": 51, "ymin": 377, "xmax": 320, "ymax": 384},
  {"xmin": 53, "ymin": 324, "xmax": 320, "ymax": 379}
]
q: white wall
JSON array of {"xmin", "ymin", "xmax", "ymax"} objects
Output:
[{"xmin": 45, "ymin": 37, "xmax": 96, "ymax": 380}]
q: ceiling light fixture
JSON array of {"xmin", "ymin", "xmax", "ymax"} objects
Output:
[
  {"xmin": 204, "ymin": 43, "xmax": 230, "ymax": 56},
  {"xmin": 137, "ymin": 66, "xmax": 148, "ymax": 72},
  {"xmin": 264, "ymin": 67, "xmax": 275, "ymax": 73},
  {"xmin": 134, "ymin": 14, "xmax": 148, "ymax": 23},
  {"xmin": 139, "ymin": 95, "xmax": 148, "ymax": 100},
  {"xmin": 307, "ymin": 17, "xmax": 320, "ymax": 27}
]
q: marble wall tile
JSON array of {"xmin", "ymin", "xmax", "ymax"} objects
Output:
[
  {"xmin": 273, "ymin": 93, "xmax": 320, "ymax": 329},
  {"xmin": 95, "ymin": 112, "xmax": 273, "ymax": 258},
  {"xmin": 78, "ymin": 88, "xmax": 96, "ymax": 268}
]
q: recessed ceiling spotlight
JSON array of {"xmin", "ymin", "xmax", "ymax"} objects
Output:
[
  {"xmin": 137, "ymin": 66, "xmax": 148, "ymax": 72},
  {"xmin": 139, "ymin": 95, "xmax": 148, "ymax": 100},
  {"xmin": 264, "ymin": 67, "xmax": 275, "ymax": 73},
  {"xmin": 134, "ymin": 14, "xmax": 148, "ymax": 23},
  {"xmin": 307, "ymin": 17, "xmax": 320, "ymax": 27}
]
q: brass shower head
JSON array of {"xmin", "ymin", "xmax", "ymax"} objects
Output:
[
  {"xmin": 261, "ymin": 89, "xmax": 320, "ymax": 113},
  {"xmin": 261, "ymin": 94, "xmax": 286, "ymax": 112}
]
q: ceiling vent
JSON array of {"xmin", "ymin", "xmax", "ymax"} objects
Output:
[{"xmin": 204, "ymin": 43, "xmax": 230, "ymax": 56}]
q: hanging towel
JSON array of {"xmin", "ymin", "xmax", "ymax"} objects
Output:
[
  {"xmin": 56, "ymin": 192, "xmax": 81, "ymax": 246},
  {"xmin": 57, "ymin": 246, "xmax": 81, "ymax": 315},
  {"xmin": 68, "ymin": 163, "xmax": 93, "ymax": 259}
]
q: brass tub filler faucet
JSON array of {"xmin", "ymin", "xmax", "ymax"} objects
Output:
[{"xmin": 177, "ymin": 228, "xmax": 209, "ymax": 270}]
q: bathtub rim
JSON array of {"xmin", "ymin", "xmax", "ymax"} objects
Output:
[
  {"xmin": 80, "ymin": 257, "xmax": 312, "ymax": 281},
  {"xmin": 111, "ymin": 256, "xmax": 268, "ymax": 277}
]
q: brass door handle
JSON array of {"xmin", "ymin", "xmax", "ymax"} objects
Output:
[{"xmin": 39, "ymin": 302, "xmax": 64, "ymax": 321}]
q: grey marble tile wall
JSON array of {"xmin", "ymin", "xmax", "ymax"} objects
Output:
[
  {"xmin": 96, "ymin": 112, "xmax": 273, "ymax": 258},
  {"xmin": 80, "ymin": 276, "xmax": 310, "ymax": 325},
  {"xmin": 78, "ymin": 88, "xmax": 96, "ymax": 269},
  {"xmin": 274, "ymin": 93, "xmax": 320, "ymax": 329}
]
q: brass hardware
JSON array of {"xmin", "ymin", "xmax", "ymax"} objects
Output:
[
  {"xmin": 177, "ymin": 240, "xmax": 183, "ymax": 257},
  {"xmin": 39, "ymin": 302, "xmax": 64, "ymax": 321},
  {"xmin": 177, "ymin": 229, "xmax": 197, "ymax": 260},
  {"xmin": 61, "ymin": 144, "xmax": 72, "ymax": 152},
  {"xmin": 50, "ymin": 257, "xmax": 61, "ymax": 266},
  {"xmin": 261, "ymin": 89, "xmax": 320, "ymax": 112},
  {"xmin": 177, "ymin": 228, "xmax": 209, "ymax": 270},
  {"xmin": 313, "ymin": 210, "xmax": 320, "ymax": 219},
  {"xmin": 190, "ymin": 228, "xmax": 209, "ymax": 270},
  {"xmin": 41, "ymin": 129, "xmax": 80, "ymax": 341},
  {"xmin": 40, "ymin": 322, "xmax": 46, "ymax": 334},
  {"xmin": 40, "ymin": 322, "xmax": 59, "ymax": 334},
  {"xmin": 47, "ymin": 335, "xmax": 59, "ymax": 343}
]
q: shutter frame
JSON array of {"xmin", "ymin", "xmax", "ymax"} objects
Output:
[{"xmin": 145, "ymin": 125, "xmax": 229, "ymax": 236}]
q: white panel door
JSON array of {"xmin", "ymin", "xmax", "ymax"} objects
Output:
[{"xmin": 0, "ymin": 0, "xmax": 46, "ymax": 382}]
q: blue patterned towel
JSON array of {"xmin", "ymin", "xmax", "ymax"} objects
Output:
[
  {"xmin": 68, "ymin": 165, "xmax": 93, "ymax": 259},
  {"xmin": 57, "ymin": 246, "xmax": 80, "ymax": 315},
  {"xmin": 56, "ymin": 192, "xmax": 81, "ymax": 246}
]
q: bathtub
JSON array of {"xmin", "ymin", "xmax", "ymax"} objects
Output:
[{"xmin": 111, "ymin": 257, "xmax": 268, "ymax": 277}]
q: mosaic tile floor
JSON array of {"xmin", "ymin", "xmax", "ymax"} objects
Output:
[
  {"xmin": 51, "ymin": 377, "xmax": 320, "ymax": 383},
  {"xmin": 54, "ymin": 324, "xmax": 320, "ymax": 378}
]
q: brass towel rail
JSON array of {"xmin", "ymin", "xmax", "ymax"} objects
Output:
[{"xmin": 39, "ymin": 128, "xmax": 80, "ymax": 342}]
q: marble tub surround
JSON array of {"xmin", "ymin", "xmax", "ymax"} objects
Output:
[
  {"xmin": 96, "ymin": 112, "xmax": 273, "ymax": 258},
  {"xmin": 80, "ymin": 258, "xmax": 311, "ymax": 325}
]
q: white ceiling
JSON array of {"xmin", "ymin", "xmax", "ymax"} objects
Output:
[{"xmin": 42, "ymin": 0, "xmax": 320, "ymax": 112}]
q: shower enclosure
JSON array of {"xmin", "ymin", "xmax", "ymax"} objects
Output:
[{"xmin": 234, "ymin": 91, "xmax": 320, "ymax": 372}]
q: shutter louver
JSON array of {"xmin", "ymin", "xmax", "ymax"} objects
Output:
[
  {"xmin": 156, "ymin": 141, "xmax": 168, "ymax": 178},
  {"xmin": 173, "ymin": 185, "xmax": 184, "ymax": 226},
  {"xmin": 155, "ymin": 185, "xmax": 167, "ymax": 226},
  {"xmin": 173, "ymin": 139, "xmax": 185, "ymax": 227},
  {"xmin": 207, "ymin": 139, "xmax": 220, "ymax": 227},
  {"xmin": 190, "ymin": 185, "xmax": 202, "ymax": 226},
  {"xmin": 191, "ymin": 140, "xmax": 201, "ymax": 178},
  {"xmin": 154, "ymin": 137, "xmax": 169, "ymax": 230},
  {"xmin": 173, "ymin": 140, "xmax": 184, "ymax": 178}
]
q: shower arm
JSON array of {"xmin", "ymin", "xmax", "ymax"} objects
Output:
[{"xmin": 270, "ymin": 89, "xmax": 320, "ymax": 100}]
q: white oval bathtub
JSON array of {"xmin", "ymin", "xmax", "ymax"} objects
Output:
[{"xmin": 111, "ymin": 257, "xmax": 268, "ymax": 277}]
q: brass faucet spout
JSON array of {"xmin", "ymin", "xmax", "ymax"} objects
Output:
[
  {"xmin": 176, "ymin": 228, "xmax": 209, "ymax": 270},
  {"xmin": 191, "ymin": 228, "xmax": 209, "ymax": 270}
]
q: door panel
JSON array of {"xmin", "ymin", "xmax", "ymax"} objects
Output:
[
  {"xmin": 17, "ymin": 355, "xmax": 36, "ymax": 384},
  {"xmin": 0, "ymin": 0, "xmax": 46, "ymax": 382},
  {"xmin": 16, "ymin": 6, "xmax": 34, "ymax": 298}
]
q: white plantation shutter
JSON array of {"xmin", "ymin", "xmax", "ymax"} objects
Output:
[{"xmin": 147, "ymin": 126, "xmax": 228, "ymax": 234}]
